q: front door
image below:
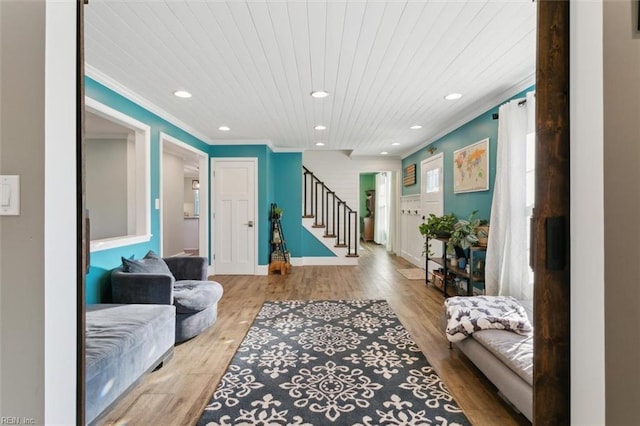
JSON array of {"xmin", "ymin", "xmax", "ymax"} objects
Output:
[
  {"xmin": 213, "ymin": 159, "xmax": 257, "ymax": 274},
  {"xmin": 421, "ymin": 153, "xmax": 444, "ymax": 273}
]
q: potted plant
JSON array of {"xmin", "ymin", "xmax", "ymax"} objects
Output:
[
  {"xmin": 419, "ymin": 213, "xmax": 457, "ymax": 256},
  {"xmin": 272, "ymin": 206, "xmax": 283, "ymax": 220},
  {"xmin": 448, "ymin": 211, "xmax": 482, "ymax": 252},
  {"xmin": 476, "ymin": 219, "xmax": 490, "ymax": 247}
]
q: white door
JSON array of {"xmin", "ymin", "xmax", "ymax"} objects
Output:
[
  {"xmin": 213, "ymin": 159, "xmax": 257, "ymax": 275},
  {"xmin": 421, "ymin": 153, "xmax": 444, "ymax": 272}
]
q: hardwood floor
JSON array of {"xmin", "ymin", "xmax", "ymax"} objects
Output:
[{"xmin": 97, "ymin": 243, "xmax": 530, "ymax": 425}]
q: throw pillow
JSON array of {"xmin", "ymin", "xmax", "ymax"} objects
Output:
[{"xmin": 122, "ymin": 250, "xmax": 172, "ymax": 275}]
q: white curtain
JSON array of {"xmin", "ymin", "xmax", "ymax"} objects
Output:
[
  {"xmin": 374, "ymin": 172, "xmax": 390, "ymax": 246},
  {"xmin": 485, "ymin": 91, "xmax": 535, "ymax": 299}
]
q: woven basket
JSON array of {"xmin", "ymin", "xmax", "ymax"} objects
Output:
[{"xmin": 270, "ymin": 250, "xmax": 290, "ymax": 263}]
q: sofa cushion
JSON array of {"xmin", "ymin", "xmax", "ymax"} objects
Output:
[
  {"xmin": 173, "ymin": 280, "xmax": 223, "ymax": 314},
  {"xmin": 85, "ymin": 304, "xmax": 175, "ymax": 424},
  {"xmin": 122, "ymin": 250, "xmax": 172, "ymax": 275}
]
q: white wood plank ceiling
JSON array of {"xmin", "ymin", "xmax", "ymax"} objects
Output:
[{"xmin": 84, "ymin": 0, "xmax": 536, "ymax": 157}]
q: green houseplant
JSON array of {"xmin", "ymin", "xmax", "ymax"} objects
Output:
[
  {"xmin": 271, "ymin": 206, "xmax": 283, "ymax": 219},
  {"xmin": 419, "ymin": 213, "xmax": 457, "ymax": 256},
  {"xmin": 447, "ymin": 211, "xmax": 489, "ymax": 252}
]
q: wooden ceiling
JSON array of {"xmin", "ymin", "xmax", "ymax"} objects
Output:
[{"xmin": 85, "ymin": 0, "xmax": 536, "ymax": 157}]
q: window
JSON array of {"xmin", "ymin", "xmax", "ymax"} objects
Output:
[
  {"xmin": 425, "ymin": 168, "xmax": 440, "ymax": 193},
  {"xmin": 85, "ymin": 97, "xmax": 151, "ymax": 251}
]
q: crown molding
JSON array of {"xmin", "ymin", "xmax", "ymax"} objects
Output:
[
  {"xmin": 400, "ymin": 74, "xmax": 536, "ymax": 159},
  {"xmin": 85, "ymin": 64, "xmax": 217, "ymax": 145}
]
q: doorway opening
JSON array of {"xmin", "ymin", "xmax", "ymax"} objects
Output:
[
  {"xmin": 159, "ymin": 133, "xmax": 209, "ymax": 260},
  {"xmin": 358, "ymin": 171, "xmax": 398, "ymax": 253}
]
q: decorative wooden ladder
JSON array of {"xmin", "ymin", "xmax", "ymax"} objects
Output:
[{"xmin": 302, "ymin": 166, "xmax": 359, "ymax": 258}]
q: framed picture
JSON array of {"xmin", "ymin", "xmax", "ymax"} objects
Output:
[
  {"xmin": 453, "ymin": 138, "xmax": 489, "ymax": 193},
  {"xmin": 403, "ymin": 164, "xmax": 416, "ymax": 186}
]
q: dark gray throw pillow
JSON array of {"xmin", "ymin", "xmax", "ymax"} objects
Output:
[{"xmin": 122, "ymin": 250, "xmax": 172, "ymax": 275}]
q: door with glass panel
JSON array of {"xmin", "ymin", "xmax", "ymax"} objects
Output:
[{"xmin": 421, "ymin": 153, "xmax": 444, "ymax": 274}]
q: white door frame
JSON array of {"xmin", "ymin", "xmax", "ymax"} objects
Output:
[
  {"xmin": 159, "ymin": 133, "xmax": 209, "ymax": 261},
  {"xmin": 211, "ymin": 157, "xmax": 258, "ymax": 275}
]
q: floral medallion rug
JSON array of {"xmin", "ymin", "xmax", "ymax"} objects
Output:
[{"xmin": 198, "ymin": 299, "xmax": 470, "ymax": 425}]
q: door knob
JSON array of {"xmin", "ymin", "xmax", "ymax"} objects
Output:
[{"xmin": 247, "ymin": 220, "xmax": 254, "ymax": 227}]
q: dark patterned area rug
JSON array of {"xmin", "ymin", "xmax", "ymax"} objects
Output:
[{"xmin": 198, "ymin": 299, "xmax": 470, "ymax": 425}]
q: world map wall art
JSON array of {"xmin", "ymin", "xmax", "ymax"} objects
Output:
[{"xmin": 453, "ymin": 138, "xmax": 489, "ymax": 193}]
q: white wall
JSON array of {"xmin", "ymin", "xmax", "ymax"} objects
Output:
[
  {"xmin": 44, "ymin": 1, "xmax": 77, "ymax": 422},
  {"xmin": 571, "ymin": 1, "xmax": 606, "ymax": 423},
  {"xmin": 162, "ymin": 152, "xmax": 185, "ymax": 256},
  {"xmin": 86, "ymin": 138, "xmax": 128, "ymax": 239},
  {"xmin": 303, "ymin": 151, "xmax": 401, "ymax": 209},
  {"xmin": 0, "ymin": 0, "xmax": 76, "ymax": 423},
  {"xmin": 184, "ymin": 177, "xmax": 195, "ymax": 216},
  {"xmin": 400, "ymin": 195, "xmax": 423, "ymax": 267},
  {"xmin": 303, "ymin": 150, "xmax": 402, "ymax": 251}
]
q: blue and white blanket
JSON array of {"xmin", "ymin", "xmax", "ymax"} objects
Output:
[{"xmin": 444, "ymin": 296, "xmax": 532, "ymax": 342}]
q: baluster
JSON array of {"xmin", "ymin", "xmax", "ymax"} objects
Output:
[
  {"xmin": 325, "ymin": 190, "xmax": 334, "ymax": 236},
  {"xmin": 347, "ymin": 210, "xmax": 358, "ymax": 257},
  {"xmin": 303, "ymin": 171, "xmax": 309, "ymax": 217},
  {"xmin": 314, "ymin": 181, "xmax": 323, "ymax": 227}
]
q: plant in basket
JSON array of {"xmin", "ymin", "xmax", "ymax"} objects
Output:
[{"xmin": 447, "ymin": 211, "xmax": 489, "ymax": 252}]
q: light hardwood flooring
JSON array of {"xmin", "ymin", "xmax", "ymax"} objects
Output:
[{"xmin": 97, "ymin": 243, "xmax": 530, "ymax": 426}]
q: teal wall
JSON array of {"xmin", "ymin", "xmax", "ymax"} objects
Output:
[
  {"xmin": 402, "ymin": 86, "xmax": 534, "ymax": 221},
  {"xmin": 85, "ymin": 77, "xmax": 210, "ymax": 303},
  {"xmin": 271, "ymin": 152, "xmax": 303, "ymax": 258},
  {"xmin": 84, "ymin": 80, "xmax": 358, "ymax": 303},
  {"xmin": 270, "ymin": 152, "xmax": 334, "ymax": 258},
  {"xmin": 302, "ymin": 228, "xmax": 336, "ymax": 257}
]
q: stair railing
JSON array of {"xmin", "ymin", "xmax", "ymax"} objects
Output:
[{"xmin": 303, "ymin": 166, "xmax": 359, "ymax": 257}]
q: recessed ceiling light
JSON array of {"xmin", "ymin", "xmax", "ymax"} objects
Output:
[
  {"xmin": 315, "ymin": 142, "xmax": 325, "ymax": 146},
  {"xmin": 445, "ymin": 93, "xmax": 463, "ymax": 100},
  {"xmin": 173, "ymin": 90, "xmax": 192, "ymax": 98},
  {"xmin": 410, "ymin": 125, "xmax": 422, "ymax": 130},
  {"xmin": 314, "ymin": 125, "xmax": 327, "ymax": 130},
  {"xmin": 391, "ymin": 142, "xmax": 401, "ymax": 146},
  {"xmin": 218, "ymin": 126, "xmax": 230, "ymax": 131},
  {"xmin": 380, "ymin": 151, "xmax": 388, "ymax": 155},
  {"xmin": 310, "ymin": 90, "xmax": 329, "ymax": 98}
]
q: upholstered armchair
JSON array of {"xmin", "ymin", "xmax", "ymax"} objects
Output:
[{"xmin": 111, "ymin": 253, "xmax": 223, "ymax": 343}]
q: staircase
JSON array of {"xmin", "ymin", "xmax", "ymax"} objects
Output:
[{"xmin": 302, "ymin": 166, "xmax": 359, "ymax": 264}]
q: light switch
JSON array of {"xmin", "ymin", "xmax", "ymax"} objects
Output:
[
  {"xmin": 1, "ymin": 184, "xmax": 10, "ymax": 206},
  {"xmin": 0, "ymin": 175, "xmax": 20, "ymax": 216}
]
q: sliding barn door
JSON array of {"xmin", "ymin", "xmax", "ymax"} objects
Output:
[{"xmin": 534, "ymin": 1, "xmax": 570, "ymax": 423}]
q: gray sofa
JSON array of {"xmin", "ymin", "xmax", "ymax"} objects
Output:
[
  {"xmin": 452, "ymin": 299, "xmax": 533, "ymax": 422},
  {"xmin": 111, "ymin": 255, "xmax": 224, "ymax": 342},
  {"xmin": 85, "ymin": 304, "xmax": 175, "ymax": 425}
]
